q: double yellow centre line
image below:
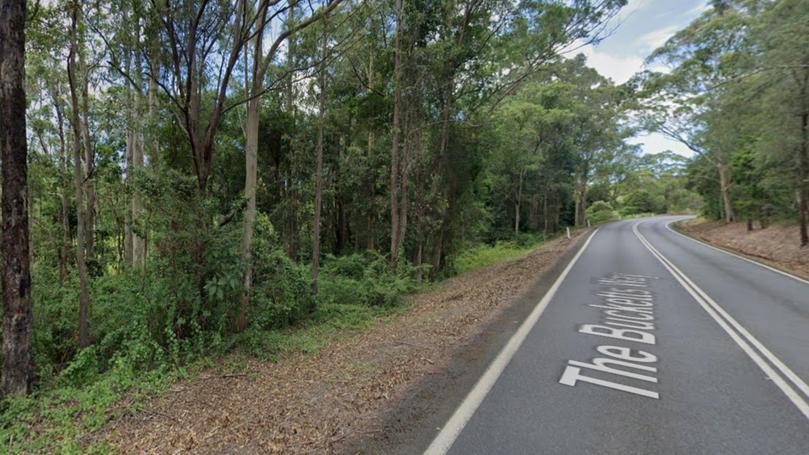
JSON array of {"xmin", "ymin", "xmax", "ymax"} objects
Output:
[{"xmin": 633, "ymin": 221, "xmax": 809, "ymax": 420}]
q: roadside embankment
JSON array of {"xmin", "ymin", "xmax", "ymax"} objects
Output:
[
  {"xmin": 676, "ymin": 219, "xmax": 809, "ymax": 280},
  {"xmin": 101, "ymin": 231, "xmax": 587, "ymax": 454}
]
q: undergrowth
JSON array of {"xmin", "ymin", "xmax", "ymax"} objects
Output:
[{"xmin": 454, "ymin": 234, "xmax": 546, "ymax": 274}]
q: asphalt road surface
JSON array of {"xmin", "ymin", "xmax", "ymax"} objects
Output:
[{"xmin": 425, "ymin": 216, "xmax": 809, "ymax": 455}]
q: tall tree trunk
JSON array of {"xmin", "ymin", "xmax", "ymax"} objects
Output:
[
  {"xmin": 389, "ymin": 0, "xmax": 403, "ymax": 272},
  {"xmin": 718, "ymin": 162, "xmax": 735, "ymax": 223},
  {"xmin": 239, "ymin": 98, "xmax": 260, "ymax": 329},
  {"xmin": 1, "ymin": 0, "xmax": 33, "ymax": 396},
  {"xmin": 311, "ymin": 15, "xmax": 329, "ymax": 303},
  {"xmin": 124, "ymin": 48, "xmax": 133, "ymax": 265},
  {"xmin": 237, "ymin": 4, "xmax": 267, "ymax": 331},
  {"xmin": 68, "ymin": 4, "xmax": 92, "ymax": 349},
  {"xmin": 123, "ymin": 7, "xmax": 133, "ymax": 267},
  {"xmin": 529, "ymin": 193, "xmax": 540, "ymax": 231},
  {"xmin": 284, "ymin": 6, "xmax": 297, "ymax": 258},
  {"xmin": 398, "ymin": 141, "xmax": 410, "ymax": 255},
  {"xmin": 414, "ymin": 243, "xmax": 423, "ymax": 284},
  {"xmin": 52, "ymin": 89, "xmax": 70, "ymax": 282},
  {"xmin": 429, "ymin": 216, "xmax": 447, "ymax": 281},
  {"xmin": 799, "ymin": 110, "xmax": 808, "ymax": 247},
  {"xmin": 148, "ymin": 32, "xmax": 160, "ymax": 168},
  {"xmin": 132, "ymin": 42, "xmax": 146, "ymax": 268},
  {"xmin": 574, "ymin": 179, "xmax": 587, "ymax": 227},
  {"xmin": 366, "ymin": 46, "xmax": 376, "ymax": 251},
  {"xmin": 543, "ymin": 189, "xmax": 550, "ymax": 237},
  {"xmin": 124, "ymin": 126, "xmax": 134, "ymax": 264},
  {"xmin": 78, "ymin": 34, "xmax": 95, "ymax": 266},
  {"xmin": 515, "ymin": 169, "xmax": 524, "ymax": 236}
]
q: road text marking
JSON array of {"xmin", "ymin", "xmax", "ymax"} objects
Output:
[{"xmin": 559, "ymin": 273, "xmax": 660, "ymax": 399}]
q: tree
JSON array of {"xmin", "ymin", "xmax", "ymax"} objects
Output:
[
  {"xmin": 1, "ymin": 0, "xmax": 33, "ymax": 396},
  {"xmin": 67, "ymin": 0, "xmax": 92, "ymax": 349},
  {"xmin": 640, "ymin": 1, "xmax": 753, "ymax": 223},
  {"xmin": 237, "ymin": 0, "xmax": 344, "ymax": 330},
  {"xmin": 310, "ymin": 2, "xmax": 332, "ymax": 302}
]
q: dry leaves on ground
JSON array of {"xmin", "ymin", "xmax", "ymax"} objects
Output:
[
  {"xmin": 681, "ymin": 220, "xmax": 809, "ymax": 279},
  {"xmin": 101, "ymin": 233, "xmax": 583, "ymax": 454}
]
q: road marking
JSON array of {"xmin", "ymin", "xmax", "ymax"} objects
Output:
[
  {"xmin": 633, "ymin": 222, "xmax": 809, "ymax": 420},
  {"xmin": 561, "ymin": 273, "xmax": 661, "ymax": 399},
  {"xmin": 423, "ymin": 229, "xmax": 600, "ymax": 455},
  {"xmin": 646, "ymin": 222, "xmax": 809, "ymax": 400},
  {"xmin": 665, "ymin": 220, "xmax": 809, "ymax": 286}
]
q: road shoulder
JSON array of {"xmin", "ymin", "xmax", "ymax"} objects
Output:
[
  {"xmin": 341, "ymin": 230, "xmax": 593, "ymax": 455},
  {"xmin": 100, "ymin": 231, "xmax": 590, "ymax": 454},
  {"xmin": 673, "ymin": 219, "xmax": 809, "ymax": 282}
]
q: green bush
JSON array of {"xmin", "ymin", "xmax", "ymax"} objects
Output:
[
  {"xmin": 586, "ymin": 200, "xmax": 619, "ymax": 225},
  {"xmin": 318, "ymin": 251, "xmax": 417, "ymax": 308},
  {"xmin": 621, "ymin": 190, "xmax": 661, "ymax": 215}
]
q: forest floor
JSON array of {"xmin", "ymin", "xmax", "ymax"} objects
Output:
[
  {"xmin": 677, "ymin": 219, "xmax": 809, "ymax": 280},
  {"xmin": 98, "ymin": 232, "xmax": 585, "ymax": 454}
]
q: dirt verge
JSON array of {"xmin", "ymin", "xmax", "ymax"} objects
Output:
[
  {"xmin": 101, "ymin": 231, "xmax": 587, "ymax": 454},
  {"xmin": 677, "ymin": 220, "xmax": 809, "ymax": 280}
]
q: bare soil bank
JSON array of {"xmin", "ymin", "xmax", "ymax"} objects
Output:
[
  {"xmin": 678, "ymin": 220, "xmax": 809, "ymax": 280},
  {"xmin": 101, "ymin": 232, "xmax": 585, "ymax": 454}
]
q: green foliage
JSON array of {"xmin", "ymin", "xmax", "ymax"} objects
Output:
[
  {"xmin": 621, "ymin": 190, "xmax": 662, "ymax": 215},
  {"xmin": 454, "ymin": 234, "xmax": 545, "ymax": 275},
  {"xmin": 319, "ymin": 252, "xmax": 418, "ymax": 308},
  {"xmin": 586, "ymin": 201, "xmax": 619, "ymax": 225}
]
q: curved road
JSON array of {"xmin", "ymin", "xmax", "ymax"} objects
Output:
[{"xmin": 424, "ymin": 216, "xmax": 809, "ymax": 455}]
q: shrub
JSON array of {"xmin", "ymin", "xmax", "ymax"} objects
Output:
[
  {"xmin": 621, "ymin": 190, "xmax": 660, "ymax": 215},
  {"xmin": 249, "ymin": 215, "xmax": 311, "ymax": 329},
  {"xmin": 318, "ymin": 251, "xmax": 417, "ymax": 308},
  {"xmin": 586, "ymin": 200, "xmax": 619, "ymax": 225}
]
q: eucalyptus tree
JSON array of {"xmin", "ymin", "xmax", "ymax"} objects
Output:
[
  {"xmin": 237, "ymin": 0, "xmax": 345, "ymax": 328},
  {"xmin": 421, "ymin": 0, "xmax": 626, "ymax": 275},
  {"xmin": 66, "ymin": 0, "xmax": 93, "ymax": 348},
  {"xmin": 1, "ymin": 0, "xmax": 33, "ymax": 396},
  {"xmin": 747, "ymin": 0, "xmax": 809, "ymax": 245},
  {"xmin": 641, "ymin": 1, "xmax": 761, "ymax": 223}
]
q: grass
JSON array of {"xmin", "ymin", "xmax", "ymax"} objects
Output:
[
  {"xmin": 454, "ymin": 235, "xmax": 545, "ymax": 274},
  {"xmin": 1, "ymin": 363, "xmax": 169, "ymax": 454},
  {"xmin": 2, "ymin": 238, "xmax": 550, "ymax": 453},
  {"xmin": 0, "ymin": 301, "xmax": 408, "ymax": 454},
  {"xmin": 619, "ymin": 212, "xmax": 658, "ymax": 220}
]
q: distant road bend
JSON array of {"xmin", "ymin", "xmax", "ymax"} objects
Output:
[{"xmin": 424, "ymin": 216, "xmax": 809, "ymax": 455}]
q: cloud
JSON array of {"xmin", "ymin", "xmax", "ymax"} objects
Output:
[
  {"xmin": 578, "ymin": 46, "xmax": 644, "ymax": 84},
  {"xmin": 639, "ymin": 26, "xmax": 679, "ymax": 53},
  {"xmin": 627, "ymin": 132, "xmax": 695, "ymax": 157},
  {"xmin": 616, "ymin": 0, "xmax": 655, "ymax": 22}
]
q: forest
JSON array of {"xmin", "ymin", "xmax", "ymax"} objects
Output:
[{"xmin": 1, "ymin": 0, "xmax": 807, "ymax": 450}]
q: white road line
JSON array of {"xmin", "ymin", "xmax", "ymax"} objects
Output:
[
  {"xmin": 423, "ymin": 229, "xmax": 600, "ymax": 455},
  {"xmin": 653, "ymin": 221, "xmax": 809, "ymax": 400},
  {"xmin": 665, "ymin": 220, "xmax": 809, "ymax": 286},
  {"xmin": 633, "ymin": 222, "xmax": 809, "ymax": 420}
]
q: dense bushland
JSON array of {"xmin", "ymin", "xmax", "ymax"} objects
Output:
[{"xmin": 0, "ymin": 0, "xmax": 707, "ymax": 450}]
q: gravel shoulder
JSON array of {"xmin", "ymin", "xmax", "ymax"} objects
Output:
[
  {"xmin": 677, "ymin": 219, "xmax": 809, "ymax": 280},
  {"xmin": 101, "ymin": 232, "xmax": 587, "ymax": 454}
]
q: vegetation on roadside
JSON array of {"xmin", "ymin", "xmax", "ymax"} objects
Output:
[
  {"xmin": 455, "ymin": 235, "xmax": 547, "ymax": 274},
  {"xmin": 636, "ymin": 0, "xmax": 809, "ymax": 245},
  {"xmin": 0, "ymin": 0, "xmax": 714, "ymax": 451}
]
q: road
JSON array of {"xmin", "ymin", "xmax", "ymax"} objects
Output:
[{"xmin": 424, "ymin": 216, "xmax": 809, "ymax": 455}]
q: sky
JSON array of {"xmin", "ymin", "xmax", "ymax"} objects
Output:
[{"xmin": 576, "ymin": 0, "xmax": 710, "ymax": 157}]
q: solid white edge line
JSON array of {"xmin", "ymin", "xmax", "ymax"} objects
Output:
[
  {"xmin": 665, "ymin": 219, "xmax": 809, "ymax": 286},
  {"xmin": 633, "ymin": 222, "xmax": 809, "ymax": 420},
  {"xmin": 423, "ymin": 228, "xmax": 600, "ymax": 455},
  {"xmin": 648, "ymin": 221, "xmax": 809, "ymax": 400}
]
